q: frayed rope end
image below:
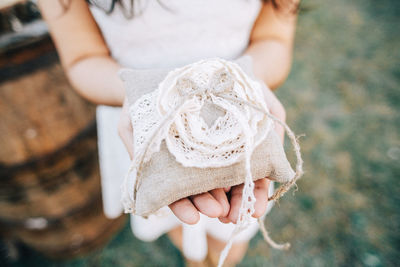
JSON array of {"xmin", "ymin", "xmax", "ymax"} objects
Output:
[{"xmin": 258, "ymin": 218, "xmax": 291, "ymax": 251}]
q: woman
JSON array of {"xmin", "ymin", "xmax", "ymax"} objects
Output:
[{"xmin": 38, "ymin": 0, "xmax": 298, "ymax": 265}]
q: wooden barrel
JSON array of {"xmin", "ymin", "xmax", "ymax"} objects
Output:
[{"xmin": 0, "ymin": 16, "xmax": 126, "ymax": 258}]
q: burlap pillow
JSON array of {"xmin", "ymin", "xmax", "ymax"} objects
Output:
[{"xmin": 119, "ymin": 57, "xmax": 299, "ymax": 217}]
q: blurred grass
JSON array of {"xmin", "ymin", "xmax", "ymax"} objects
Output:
[{"xmin": 3, "ymin": 0, "xmax": 400, "ymax": 266}]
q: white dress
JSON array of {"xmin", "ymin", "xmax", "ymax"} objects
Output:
[{"xmin": 91, "ymin": 0, "xmax": 275, "ymax": 261}]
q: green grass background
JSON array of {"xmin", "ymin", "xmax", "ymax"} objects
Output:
[{"xmin": 3, "ymin": 0, "xmax": 399, "ymax": 266}]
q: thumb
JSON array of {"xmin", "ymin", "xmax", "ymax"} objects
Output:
[
  {"xmin": 260, "ymin": 83, "xmax": 286, "ymax": 144},
  {"xmin": 118, "ymin": 99, "xmax": 134, "ymax": 159}
]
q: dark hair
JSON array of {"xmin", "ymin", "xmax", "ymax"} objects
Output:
[
  {"xmin": 85, "ymin": 0, "xmax": 172, "ymax": 18},
  {"xmin": 268, "ymin": 0, "xmax": 300, "ymax": 13},
  {"xmin": 84, "ymin": 0, "xmax": 299, "ymax": 19}
]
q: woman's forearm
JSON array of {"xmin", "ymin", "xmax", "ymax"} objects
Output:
[
  {"xmin": 245, "ymin": 1, "xmax": 297, "ymax": 90},
  {"xmin": 245, "ymin": 39, "xmax": 293, "ymax": 90},
  {"xmin": 67, "ymin": 56, "xmax": 125, "ymax": 106},
  {"xmin": 66, "ymin": 39, "xmax": 293, "ymax": 107},
  {"xmin": 37, "ymin": 0, "xmax": 124, "ymax": 106}
]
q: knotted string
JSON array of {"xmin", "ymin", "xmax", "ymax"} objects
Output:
[{"xmin": 123, "ymin": 85, "xmax": 303, "ymax": 267}]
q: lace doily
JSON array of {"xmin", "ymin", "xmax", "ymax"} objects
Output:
[{"xmin": 131, "ymin": 59, "xmax": 272, "ymax": 168}]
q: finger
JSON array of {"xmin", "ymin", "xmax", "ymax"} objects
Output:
[
  {"xmin": 210, "ymin": 188, "xmax": 230, "ymax": 217},
  {"xmin": 252, "ymin": 178, "xmax": 270, "ymax": 218},
  {"xmin": 223, "ymin": 186, "xmax": 231, "ymax": 193},
  {"xmin": 119, "ymin": 125, "xmax": 134, "ymax": 159},
  {"xmin": 118, "ymin": 99, "xmax": 134, "ymax": 159},
  {"xmin": 262, "ymin": 85, "xmax": 285, "ymax": 119},
  {"xmin": 261, "ymin": 85, "xmax": 285, "ymax": 143},
  {"xmin": 190, "ymin": 192, "xmax": 223, "ymax": 218},
  {"xmin": 218, "ymin": 217, "xmax": 231, "ymax": 224},
  {"xmin": 169, "ymin": 198, "xmax": 200, "ymax": 225},
  {"xmin": 227, "ymin": 184, "xmax": 244, "ymax": 224}
]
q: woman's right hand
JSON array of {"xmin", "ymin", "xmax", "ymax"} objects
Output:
[{"xmin": 118, "ymin": 98, "xmax": 229, "ymax": 224}]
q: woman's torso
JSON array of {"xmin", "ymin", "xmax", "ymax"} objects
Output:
[{"xmin": 90, "ymin": 0, "xmax": 262, "ymax": 69}]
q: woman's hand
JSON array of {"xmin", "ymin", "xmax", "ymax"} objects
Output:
[{"xmin": 118, "ymin": 86, "xmax": 286, "ymax": 225}]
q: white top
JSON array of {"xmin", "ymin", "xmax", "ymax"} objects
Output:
[
  {"xmin": 90, "ymin": 0, "xmax": 262, "ymax": 69},
  {"xmin": 91, "ymin": 0, "xmax": 274, "ymax": 261}
]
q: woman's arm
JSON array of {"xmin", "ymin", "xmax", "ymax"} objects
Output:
[
  {"xmin": 38, "ymin": 0, "xmax": 124, "ymax": 106},
  {"xmin": 245, "ymin": 1, "xmax": 298, "ymax": 90}
]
